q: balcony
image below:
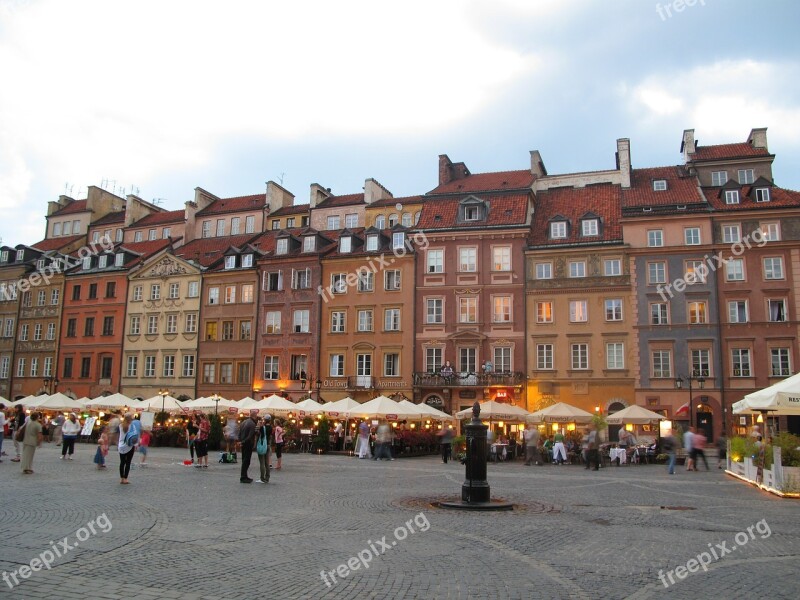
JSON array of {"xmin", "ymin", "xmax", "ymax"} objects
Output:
[
  {"xmin": 413, "ymin": 371, "xmax": 524, "ymax": 388},
  {"xmin": 348, "ymin": 375, "xmax": 374, "ymax": 389}
]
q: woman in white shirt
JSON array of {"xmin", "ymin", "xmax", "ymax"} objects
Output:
[{"xmin": 60, "ymin": 413, "xmax": 82, "ymax": 460}]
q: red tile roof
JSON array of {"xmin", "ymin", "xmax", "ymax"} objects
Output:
[
  {"xmin": 703, "ymin": 185, "xmax": 800, "ymax": 212},
  {"xmin": 91, "ymin": 211, "xmax": 125, "ymax": 226},
  {"xmin": 529, "ymin": 184, "xmax": 622, "ymax": 247},
  {"xmin": 622, "ymin": 166, "xmax": 705, "ymax": 208},
  {"xmin": 315, "ymin": 193, "xmax": 365, "ymax": 208},
  {"xmin": 689, "ymin": 143, "xmax": 771, "ymax": 162},
  {"xmin": 197, "ymin": 194, "xmax": 266, "ymax": 216},
  {"xmin": 50, "ymin": 199, "xmax": 88, "ymax": 216},
  {"xmin": 428, "ymin": 170, "xmax": 534, "ymax": 195},
  {"xmin": 133, "ymin": 210, "xmax": 185, "ymax": 227},
  {"xmin": 416, "ymin": 193, "xmax": 530, "ymax": 230},
  {"xmin": 368, "ymin": 195, "xmax": 424, "ymax": 209},
  {"xmin": 118, "ymin": 238, "xmax": 174, "ymax": 262},
  {"xmin": 174, "ymin": 234, "xmax": 262, "ymax": 267},
  {"xmin": 31, "ymin": 235, "xmax": 85, "ymax": 252},
  {"xmin": 270, "ymin": 204, "xmax": 310, "ymax": 217}
]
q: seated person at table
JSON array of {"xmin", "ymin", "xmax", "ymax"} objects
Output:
[{"xmin": 542, "ymin": 437, "xmax": 554, "ymax": 462}]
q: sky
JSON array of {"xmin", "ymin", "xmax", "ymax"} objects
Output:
[{"xmin": 1, "ymin": 0, "xmax": 799, "ymax": 245}]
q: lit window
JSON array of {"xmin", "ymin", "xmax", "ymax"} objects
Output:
[{"xmin": 569, "ymin": 300, "xmax": 588, "ymax": 322}]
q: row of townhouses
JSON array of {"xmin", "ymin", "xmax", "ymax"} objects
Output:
[{"xmin": 1, "ymin": 127, "xmax": 799, "ymax": 440}]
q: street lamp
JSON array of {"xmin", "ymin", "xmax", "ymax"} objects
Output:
[
  {"xmin": 674, "ymin": 375, "xmax": 705, "ymax": 428},
  {"xmin": 316, "ymin": 379, "xmax": 322, "ymax": 401},
  {"xmin": 211, "ymin": 392, "xmax": 221, "ymax": 415},
  {"xmin": 43, "ymin": 377, "xmax": 59, "ymax": 394},
  {"xmin": 158, "ymin": 388, "xmax": 170, "ymax": 416}
]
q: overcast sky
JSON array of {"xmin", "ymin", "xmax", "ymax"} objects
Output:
[{"xmin": 1, "ymin": 0, "xmax": 798, "ymax": 245}]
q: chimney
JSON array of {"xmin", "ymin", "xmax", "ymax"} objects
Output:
[
  {"xmin": 616, "ymin": 138, "xmax": 631, "ymax": 189},
  {"xmin": 681, "ymin": 129, "xmax": 696, "ymax": 163},
  {"xmin": 437, "ymin": 154, "xmax": 470, "ymax": 186},
  {"xmin": 193, "ymin": 187, "xmax": 218, "ymax": 211},
  {"xmin": 266, "ymin": 181, "xmax": 295, "ymax": 213},
  {"xmin": 529, "ymin": 150, "xmax": 547, "ymax": 179},
  {"xmin": 309, "ymin": 183, "xmax": 332, "ymax": 209},
  {"xmin": 363, "ymin": 178, "xmax": 392, "ymax": 205},
  {"xmin": 747, "ymin": 127, "xmax": 768, "ymax": 151}
]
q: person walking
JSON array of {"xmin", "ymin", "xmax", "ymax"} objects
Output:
[
  {"xmin": 238, "ymin": 409, "xmax": 258, "ymax": 483},
  {"xmin": 138, "ymin": 428, "xmax": 151, "ymax": 467},
  {"xmin": 60, "ymin": 413, "xmax": 81, "ymax": 460},
  {"xmin": 94, "ymin": 425, "xmax": 109, "ymax": 469},
  {"xmin": 683, "ymin": 426, "xmax": 696, "ymax": 472},
  {"xmin": 0, "ymin": 403, "xmax": 6, "ymax": 462},
  {"xmin": 51, "ymin": 412, "xmax": 65, "ymax": 446},
  {"xmin": 693, "ymin": 429, "xmax": 710, "ymax": 470},
  {"xmin": 107, "ymin": 411, "xmax": 121, "ymax": 448},
  {"xmin": 255, "ymin": 415, "xmax": 273, "ymax": 483},
  {"xmin": 186, "ymin": 416, "xmax": 199, "ymax": 463},
  {"xmin": 20, "ymin": 412, "xmax": 43, "ymax": 474},
  {"xmin": 439, "ymin": 427, "xmax": 455, "ymax": 463},
  {"xmin": 10, "ymin": 405, "xmax": 25, "ymax": 462},
  {"xmin": 118, "ymin": 414, "xmax": 136, "ymax": 484},
  {"xmin": 662, "ymin": 430, "xmax": 677, "ymax": 475},
  {"xmin": 273, "ymin": 419, "xmax": 285, "ymax": 470},
  {"xmin": 552, "ymin": 430, "xmax": 567, "ymax": 465},
  {"xmin": 356, "ymin": 420, "xmax": 372, "ymax": 459},
  {"xmin": 586, "ymin": 424, "xmax": 600, "ymax": 471},
  {"xmin": 195, "ymin": 414, "xmax": 210, "ymax": 468},
  {"xmin": 716, "ymin": 433, "xmax": 727, "ymax": 469},
  {"xmin": 374, "ymin": 421, "xmax": 394, "ymax": 461},
  {"xmin": 524, "ymin": 426, "xmax": 541, "ymax": 466}
]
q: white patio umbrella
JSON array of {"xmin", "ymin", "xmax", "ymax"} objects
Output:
[
  {"xmin": 526, "ymin": 402, "xmax": 592, "ymax": 424},
  {"xmin": 235, "ymin": 396, "xmax": 256, "ymax": 409},
  {"xmin": 733, "ymin": 372, "xmax": 800, "ymax": 416},
  {"xmin": 415, "ymin": 401, "xmax": 456, "ymax": 422},
  {"xmin": 34, "ymin": 393, "xmax": 85, "ymax": 412},
  {"xmin": 246, "ymin": 394, "xmax": 297, "ymax": 415},
  {"xmin": 294, "ymin": 398, "xmax": 324, "ymax": 415},
  {"xmin": 353, "ymin": 396, "xmax": 420, "ymax": 420},
  {"xmin": 456, "ymin": 400, "xmax": 530, "ymax": 422},
  {"xmin": 186, "ymin": 396, "xmax": 238, "ymax": 411},
  {"xmin": 16, "ymin": 394, "xmax": 47, "ymax": 408},
  {"xmin": 141, "ymin": 394, "xmax": 189, "ymax": 414},
  {"xmin": 84, "ymin": 393, "xmax": 141, "ymax": 410},
  {"xmin": 606, "ymin": 404, "xmax": 666, "ymax": 425},
  {"xmin": 322, "ymin": 397, "xmax": 362, "ymax": 417}
]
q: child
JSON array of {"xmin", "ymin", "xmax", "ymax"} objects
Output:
[
  {"xmin": 139, "ymin": 429, "xmax": 152, "ymax": 467},
  {"xmin": 94, "ymin": 426, "xmax": 109, "ymax": 470}
]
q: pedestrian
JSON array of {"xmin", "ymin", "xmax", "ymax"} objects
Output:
[
  {"xmin": 186, "ymin": 415, "xmax": 199, "ymax": 463},
  {"xmin": 60, "ymin": 413, "xmax": 81, "ymax": 460},
  {"xmin": 107, "ymin": 411, "xmax": 121, "ymax": 447},
  {"xmin": 693, "ymin": 429, "xmax": 710, "ymax": 470},
  {"xmin": 333, "ymin": 421, "xmax": 343, "ymax": 451},
  {"xmin": 238, "ymin": 409, "xmax": 258, "ymax": 483},
  {"xmin": 273, "ymin": 419, "xmax": 285, "ymax": 470},
  {"xmin": 716, "ymin": 433, "xmax": 727, "ymax": 469},
  {"xmin": 356, "ymin": 420, "xmax": 372, "ymax": 459},
  {"xmin": 683, "ymin": 426, "xmax": 696, "ymax": 471},
  {"xmin": 224, "ymin": 415, "xmax": 239, "ymax": 455},
  {"xmin": 552, "ymin": 430, "xmax": 567, "ymax": 465},
  {"xmin": 195, "ymin": 414, "xmax": 210, "ymax": 468},
  {"xmin": 255, "ymin": 415, "xmax": 273, "ymax": 483},
  {"xmin": 439, "ymin": 360, "xmax": 454, "ymax": 383},
  {"xmin": 118, "ymin": 414, "xmax": 136, "ymax": 484},
  {"xmin": 661, "ymin": 430, "xmax": 677, "ymax": 474},
  {"xmin": 374, "ymin": 421, "xmax": 394, "ymax": 461},
  {"xmin": 523, "ymin": 426, "xmax": 541, "ymax": 466},
  {"xmin": 138, "ymin": 428, "xmax": 151, "ymax": 466},
  {"xmin": 20, "ymin": 411, "xmax": 43, "ymax": 474},
  {"xmin": 10, "ymin": 405, "xmax": 25, "ymax": 462},
  {"xmin": 0, "ymin": 403, "xmax": 6, "ymax": 462},
  {"xmin": 51, "ymin": 412, "xmax": 65, "ymax": 446},
  {"xmin": 94, "ymin": 425, "xmax": 109, "ymax": 469},
  {"xmin": 586, "ymin": 425, "xmax": 600, "ymax": 471},
  {"xmin": 439, "ymin": 426, "xmax": 455, "ymax": 463}
]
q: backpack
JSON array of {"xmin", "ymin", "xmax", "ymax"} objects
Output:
[
  {"xmin": 125, "ymin": 430, "xmax": 139, "ymax": 446},
  {"xmin": 219, "ymin": 452, "xmax": 237, "ymax": 463}
]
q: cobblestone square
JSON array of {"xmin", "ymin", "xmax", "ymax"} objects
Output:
[{"xmin": 1, "ymin": 445, "xmax": 798, "ymax": 599}]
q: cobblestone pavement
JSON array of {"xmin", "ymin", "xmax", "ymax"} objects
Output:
[{"xmin": 1, "ymin": 444, "xmax": 798, "ymax": 599}]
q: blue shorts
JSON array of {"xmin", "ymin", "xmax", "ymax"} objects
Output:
[{"xmin": 138, "ymin": 446, "xmax": 148, "ymax": 455}]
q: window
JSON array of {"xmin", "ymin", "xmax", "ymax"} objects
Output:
[
  {"xmin": 188, "ymin": 281, "xmax": 199, "ymax": 297},
  {"xmin": 357, "ymin": 309, "xmax": 373, "ymax": 332},
  {"xmin": 388, "ymin": 214, "xmax": 398, "ymax": 226},
  {"xmin": 293, "ymin": 310, "xmax": 309, "ymax": 333},
  {"xmin": 492, "ymin": 247, "xmax": 511, "ymax": 271},
  {"xmin": 331, "ymin": 273, "xmax": 347, "ymax": 294},
  {"xmin": 129, "ymin": 316, "xmax": 140, "ymax": 335},
  {"xmin": 115, "ymin": 229, "xmax": 123, "ymax": 242},
  {"xmin": 205, "ymin": 322, "xmax": 217, "ymax": 341},
  {"xmin": 163, "ymin": 227, "xmax": 171, "ymax": 239},
  {"xmin": 375, "ymin": 215, "xmax": 385, "ymax": 229},
  {"xmin": 264, "ymin": 311, "xmax": 281, "ymax": 334},
  {"xmin": 650, "ymin": 303, "xmax": 668, "ymax": 325},
  {"xmin": 203, "ymin": 363, "xmax": 215, "ymax": 383},
  {"xmin": 37, "ymin": 258, "xmax": 46, "ymax": 271},
  {"xmin": 216, "ymin": 219, "xmax": 225, "ymax": 237},
  {"xmin": 459, "ymin": 248, "xmax": 477, "ymax": 272},
  {"xmin": 327, "ymin": 215, "xmax": 340, "ymax": 230},
  {"xmin": 150, "ymin": 284, "xmax": 160, "ymax": 300},
  {"xmin": 760, "ymin": 223, "xmax": 780, "ymax": 241},
  {"xmin": 165, "ymin": 283, "xmax": 178, "ymax": 299},
  {"xmin": 181, "ymin": 354, "xmax": 194, "ymax": 377},
  {"xmin": 36, "ymin": 290, "xmax": 45, "ymax": 306},
  {"xmin": 245, "ymin": 216, "xmax": 255, "ymax": 233},
  {"xmin": 54, "ymin": 222, "xmax": 62, "ymax": 236},
  {"xmin": 357, "ymin": 271, "xmax": 374, "ymax": 292},
  {"xmin": 224, "ymin": 256, "xmax": 236, "ymax": 270},
  {"xmin": 84, "ymin": 317, "xmax": 94, "ymax": 337},
  {"xmin": 185, "ymin": 313, "xmax": 197, "ymax": 333},
  {"xmin": 237, "ymin": 362, "xmax": 250, "ymax": 384},
  {"xmin": 19, "ymin": 324, "xmax": 28, "ymax": 341},
  {"xmin": 331, "ymin": 311, "xmax": 346, "ymax": 333},
  {"xmin": 72, "ymin": 285, "xmax": 81, "ymax": 301},
  {"xmin": 688, "ymin": 301, "xmax": 707, "ymax": 324},
  {"xmin": 607, "ymin": 343, "xmax": 624, "ymax": 369},
  {"xmin": 264, "ymin": 271, "xmax": 283, "ymax": 291},
  {"xmin": 652, "ymin": 350, "xmax": 671, "ymax": 378},
  {"xmin": 345, "ymin": 213, "xmax": 358, "ymax": 228},
  {"xmin": 569, "ymin": 261, "xmax": 586, "ymax": 278},
  {"xmin": 208, "ymin": 287, "xmax": 219, "ymax": 305},
  {"xmin": 63, "ymin": 357, "xmax": 72, "ymax": 379},
  {"xmin": 276, "ymin": 238, "xmax": 288, "ymax": 255},
  {"xmin": 726, "ymin": 258, "xmax": 744, "ymax": 281},
  {"xmin": 767, "ymin": 299, "xmax": 787, "ymax": 322},
  {"xmin": 536, "ymin": 301, "xmax": 553, "ymax": 323},
  {"xmin": 385, "ymin": 270, "xmax": 401, "ymax": 291},
  {"xmin": 653, "ymin": 180, "xmax": 667, "ymax": 191},
  {"xmin": 219, "ymin": 363, "xmax": 232, "ymax": 383},
  {"xmin": 425, "ymin": 348, "xmax": 442, "ymax": 373},
  {"xmin": 329, "ymin": 354, "xmax": 344, "ymax": 377},
  {"xmin": 88, "ymin": 283, "xmax": 98, "ymax": 299},
  {"xmin": 51, "ymin": 289, "xmax": 59, "ymax": 305},
  {"xmin": 724, "ymin": 190, "xmax": 740, "ymax": 205},
  {"xmin": 648, "ymin": 262, "xmax": 666, "ymax": 285},
  {"xmin": 402, "ymin": 212, "xmax": 413, "ymax": 227},
  {"xmin": 147, "ymin": 228, "xmax": 156, "ymax": 241},
  {"xmin": 582, "ymin": 219, "xmax": 599, "ymax": 236},
  {"xmin": 550, "ymin": 222, "xmax": 567, "ymax": 239},
  {"xmin": 2, "ymin": 318, "xmax": 13, "ymax": 338},
  {"xmin": 241, "ymin": 254, "xmax": 253, "ymax": 268},
  {"xmin": 605, "ymin": 299, "xmax": 623, "ymax": 321},
  {"xmin": 459, "ymin": 348, "xmax": 476, "ymax": 373},
  {"xmin": 463, "ymin": 205, "xmax": 480, "ymax": 221},
  {"xmin": 571, "ymin": 344, "xmax": 588, "ymax": 370},
  {"xmin": 604, "ymin": 259, "xmax": 621, "ymax": 276},
  {"xmin": 33, "ymin": 323, "xmax": 42, "ymax": 341},
  {"xmin": 224, "ymin": 285, "xmax": 236, "ymax": 304},
  {"xmin": 102, "ymin": 316, "xmax": 114, "ymax": 336},
  {"xmin": 392, "ymin": 232, "xmax": 405, "ymax": 251},
  {"xmin": 106, "ymin": 281, "xmax": 117, "ymax": 298},
  {"xmin": 738, "ymin": 169, "xmax": 754, "ymax": 185},
  {"xmin": 427, "ymin": 249, "xmax": 443, "ymax": 273},
  {"xmin": 728, "ymin": 301, "xmax": 748, "ymax": 323},
  {"xmin": 536, "ymin": 344, "xmax": 553, "ymax": 370},
  {"xmin": 286, "ymin": 218, "xmax": 295, "ymax": 228},
  {"xmin": 147, "ymin": 315, "xmax": 158, "ymax": 335},
  {"xmin": 133, "ymin": 231, "xmax": 143, "ymax": 242},
  {"xmin": 731, "ymin": 349, "xmax": 751, "ymax": 377},
  {"xmin": 459, "ymin": 297, "xmax": 477, "ymax": 323},
  {"xmin": 569, "ymin": 300, "xmax": 588, "ymax": 322},
  {"xmin": 711, "ymin": 171, "xmax": 728, "ymax": 186},
  {"xmin": 240, "ymin": 284, "xmax": 254, "ymax": 303},
  {"xmin": 426, "ymin": 298, "xmax": 443, "ymax": 324},
  {"xmin": 684, "ymin": 228, "xmax": 701, "ymax": 245},
  {"xmin": 43, "ymin": 356, "xmax": 52, "ymax": 377},
  {"xmin": 384, "ymin": 308, "xmax": 400, "ymax": 331},
  {"xmin": 691, "ymin": 349, "xmax": 710, "ymax": 377},
  {"xmin": 755, "ymin": 188, "xmax": 771, "ymax": 203},
  {"xmin": 133, "ymin": 286, "xmax": 143, "ymax": 301},
  {"xmin": 166, "ymin": 314, "xmax": 178, "ymax": 334},
  {"xmin": 80, "ymin": 357, "xmax": 91, "ymax": 378},
  {"xmin": 771, "ymin": 348, "xmax": 791, "ymax": 377},
  {"xmin": 221, "ymin": 321, "xmax": 234, "ymax": 341},
  {"xmin": 63, "ymin": 221, "xmax": 72, "ymax": 235},
  {"xmin": 647, "ymin": 230, "xmax": 663, "ymax": 247},
  {"xmin": 162, "ymin": 355, "xmax": 175, "ymax": 377},
  {"xmin": 15, "ymin": 357, "xmax": 25, "ymax": 378},
  {"xmin": 22, "ymin": 292, "xmax": 31, "ymax": 308},
  {"xmin": 384, "ymin": 353, "xmax": 400, "ymax": 377},
  {"xmin": 0, "ymin": 356, "xmax": 7, "ymax": 379},
  {"xmin": 66, "ymin": 318, "xmax": 76, "ymax": 337},
  {"xmin": 201, "ymin": 221, "xmax": 212, "ymax": 237},
  {"xmin": 763, "ymin": 257, "xmax": 784, "ymax": 280},
  {"xmin": 46, "ymin": 323, "xmax": 55, "ymax": 340},
  {"xmin": 231, "ymin": 217, "xmax": 241, "ymax": 235},
  {"xmin": 272, "ymin": 219, "xmax": 280, "ymax": 230},
  {"xmin": 72, "ymin": 220, "xmax": 80, "ymax": 233},
  {"xmin": 535, "ymin": 263, "xmax": 552, "ymax": 279},
  {"xmin": 722, "ymin": 225, "xmax": 741, "ymax": 243},
  {"xmin": 685, "ymin": 260, "xmax": 706, "ymax": 284},
  {"xmin": 339, "ymin": 236, "xmax": 352, "ymax": 253},
  {"xmin": 303, "ymin": 236, "xmax": 316, "ymax": 252},
  {"xmin": 492, "ymin": 297, "xmax": 511, "ymax": 322}
]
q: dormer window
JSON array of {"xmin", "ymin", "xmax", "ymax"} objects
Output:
[
  {"xmin": 464, "ymin": 206, "xmax": 479, "ymax": 221},
  {"xmin": 242, "ymin": 254, "xmax": 253, "ymax": 267},
  {"xmin": 276, "ymin": 238, "xmax": 288, "ymax": 255},
  {"xmin": 36, "ymin": 258, "xmax": 45, "ymax": 270},
  {"xmin": 581, "ymin": 219, "xmax": 599, "ymax": 236},
  {"xmin": 550, "ymin": 221, "xmax": 567, "ymax": 239},
  {"xmin": 653, "ymin": 180, "xmax": 667, "ymax": 191},
  {"xmin": 725, "ymin": 190, "xmax": 740, "ymax": 205},
  {"xmin": 82, "ymin": 257, "xmax": 91, "ymax": 270},
  {"xmin": 339, "ymin": 236, "xmax": 352, "ymax": 253},
  {"xmin": 755, "ymin": 188, "xmax": 770, "ymax": 203},
  {"xmin": 15, "ymin": 250, "xmax": 24, "ymax": 262},
  {"xmin": 224, "ymin": 256, "xmax": 236, "ymax": 269},
  {"xmin": 303, "ymin": 236, "xmax": 316, "ymax": 253},
  {"xmin": 392, "ymin": 232, "xmax": 405, "ymax": 251},
  {"xmin": 366, "ymin": 234, "xmax": 379, "ymax": 252},
  {"xmin": 115, "ymin": 253, "xmax": 124, "ymax": 267},
  {"xmin": 0, "ymin": 250, "xmax": 7, "ymax": 262},
  {"xmin": 98, "ymin": 255, "xmax": 107, "ymax": 269}
]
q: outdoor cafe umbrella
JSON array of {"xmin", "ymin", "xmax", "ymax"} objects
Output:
[
  {"xmin": 141, "ymin": 394, "xmax": 188, "ymax": 414},
  {"xmin": 526, "ymin": 402, "xmax": 593, "ymax": 423},
  {"xmin": 33, "ymin": 393, "xmax": 85, "ymax": 412},
  {"xmin": 415, "ymin": 401, "xmax": 456, "ymax": 422},
  {"xmin": 322, "ymin": 397, "xmax": 362, "ymax": 449},
  {"xmin": 606, "ymin": 404, "xmax": 666, "ymax": 425},
  {"xmin": 16, "ymin": 394, "xmax": 49, "ymax": 408},
  {"xmin": 250, "ymin": 394, "xmax": 297, "ymax": 415},
  {"xmin": 354, "ymin": 396, "xmax": 420, "ymax": 420},
  {"xmin": 186, "ymin": 396, "xmax": 238, "ymax": 412},
  {"xmin": 294, "ymin": 398, "xmax": 324, "ymax": 415},
  {"xmin": 456, "ymin": 400, "xmax": 530, "ymax": 422},
  {"xmin": 83, "ymin": 393, "xmax": 141, "ymax": 410},
  {"xmin": 733, "ymin": 372, "xmax": 800, "ymax": 416}
]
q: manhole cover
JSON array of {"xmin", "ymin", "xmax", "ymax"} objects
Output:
[{"xmin": 392, "ymin": 497, "xmax": 560, "ymax": 514}]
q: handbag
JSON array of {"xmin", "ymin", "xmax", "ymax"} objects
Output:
[
  {"xmin": 15, "ymin": 423, "xmax": 27, "ymax": 442},
  {"xmin": 256, "ymin": 427, "xmax": 268, "ymax": 455}
]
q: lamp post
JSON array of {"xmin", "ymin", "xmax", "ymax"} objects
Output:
[
  {"xmin": 43, "ymin": 377, "xmax": 59, "ymax": 395},
  {"xmin": 674, "ymin": 375, "xmax": 705, "ymax": 428},
  {"xmin": 211, "ymin": 392, "xmax": 220, "ymax": 415},
  {"xmin": 316, "ymin": 379, "xmax": 322, "ymax": 402},
  {"xmin": 158, "ymin": 388, "xmax": 170, "ymax": 419}
]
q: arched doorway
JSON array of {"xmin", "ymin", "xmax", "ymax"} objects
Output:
[
  {"xmin": 696, "ymin": 402, "xmax": 714, "ymax": 441},
  {"xmin": 607, "ymin": 401, "xmax": 626, "ymax": 442}
]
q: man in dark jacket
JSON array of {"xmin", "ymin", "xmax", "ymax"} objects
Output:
[{"xmin": 238, "ymin": 410, "xmax": 259, "ymax": 483}]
